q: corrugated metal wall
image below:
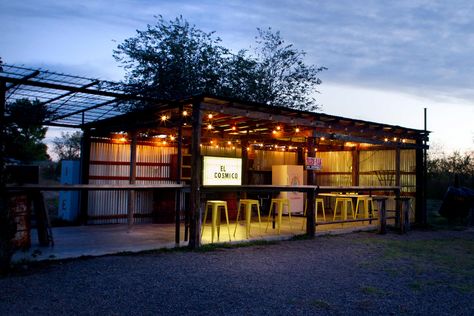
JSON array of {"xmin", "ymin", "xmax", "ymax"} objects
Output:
[
  {"xmin": 252, "ymin": 150, "xmax": 297, "ymax": 170},
  {"xmin": 315, "ymin": 151, "xmax": 352, "ymax": 186},
  {"xmin": 88, "ymin": 141, "xmax": 177, "ymax": 224}
]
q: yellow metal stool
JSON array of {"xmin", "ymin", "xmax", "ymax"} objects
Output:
[
  {"xmin": 333, "ymin": 197, "xmax": 354, "ymax": 220},
  {"xmin": 265, "ymin": 198, "xmax": 291, "ymax": 234},
  {"xmin": 234, "ymin": 199, "xmax": 262, "ymax": 238},
  {"xmin": 355, "ymin": 196, "xmax": 376, "ymax": 219},
  {"xmin": 201, "ymin": 200, "xmax": 231, "ymax": 243},
  {"xmin": 302, "ymin": 198, "xmax": 326, "ymax": 230}
]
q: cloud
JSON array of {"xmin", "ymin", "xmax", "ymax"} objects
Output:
[{"xmin": 2, "ymin": 0, "xmax": 474, "ymax": 103}]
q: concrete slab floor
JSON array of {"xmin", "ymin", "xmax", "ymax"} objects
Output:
[{"xmin": 12, "ymin": 217, "xmax": 378, "ymax": 263}]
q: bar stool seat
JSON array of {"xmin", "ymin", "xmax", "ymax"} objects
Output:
[
  {"xmin": 234, "ymin": 199, "xmax": 262, "ymax": 238},
  {"xmin": 265, "ymin": 198, "xmax": 292, "ymax": 234},
  {"xmin": 333, "ymin": 197, "xmax": 354, "ymax": 220},
  {"xmin": 302, "ymin": 198, "xmax": 326, "ymax": 230},
  {"xmin": 355, "ymin": 196, "xmax": 376, "ymax": 219},
  {"xmin": 202, "ymin": 200, "xmax": 231, "ymax": 243}
]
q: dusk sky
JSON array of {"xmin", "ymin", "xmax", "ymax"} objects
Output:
[{"xmin": 1, "ymin": 0, "xmax": 473, "ymax": 154}]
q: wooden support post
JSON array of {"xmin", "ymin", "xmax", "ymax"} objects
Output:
[
  {"xmin": 189, "ymin": 100, "xmax": 202, "ymax": 249},
  {"xmin": 397, "ymin": 197, "xmax": 411, "ymax": 234},
  {"xmin": 415, "ymin": 139, "xmax": 424, "ymax": 226},
  {"xmin": 306, "ymin": 137, "xmax": 316, "ymax": 237},
  {"xmin": 241, "ymin": 137, "xmax": 249, "ymax": 199},
  {"xmin": 175, "ymin": 103, "xmax": 183, "ymax": 245},
  {"xmin": 373, "ymin": 197, "xmax": 387, "ymax": 234},
  {"xmin": 0, "ymin": 79, "xmax": 5, "ymax": 187},
  {"xmin": 79, "ymin": 129, "xmax": 91, "ymax": 225},
  {"xmin": 127, "ymin": 131, "xmax": 137, "ymax": 230},
  {"xmin": 351, "ymin": 147, "xmax": 359, "ymax": 186}
]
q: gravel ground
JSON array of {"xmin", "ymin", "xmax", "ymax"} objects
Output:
[{"xmin": 1, "ymin": 228, "xmax": 474, "ymax": 315}]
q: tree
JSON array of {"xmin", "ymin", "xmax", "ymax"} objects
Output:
[
  {"xmin": 114, "ymin": 16, "xmax": 326, "ymax": 111},
  {"xmin": 4, "ymin": 98, "xmax": 50, "ymax": 162},
  {"xmin": 52, "ymin": 131, "xmax": 82, "ymax": 161},
  {"xmin": 114, "ymin": 15, "xmax": 229, "ymax": 105},
  {"xmin": 249, "ymin": 28, "xmax": 326, "ymax": 111}
]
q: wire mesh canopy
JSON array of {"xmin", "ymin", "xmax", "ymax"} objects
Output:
[
  {"xmin": 1, "ymin": 63, "xmax": 429, "ymax": 148},
  {"xmin": 0, "ymin": 64, "xmax": 149, "ymax": 127}
]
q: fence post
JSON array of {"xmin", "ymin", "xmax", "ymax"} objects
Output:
[
  {"xmin": 397, "ymin": 197, "xmax": 411, "ymax": 234},
  {"xmin": 373, "ymin": 197, "xmax": 387, "ymax": 234}
]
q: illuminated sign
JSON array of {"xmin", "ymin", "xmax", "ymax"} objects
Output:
[
  {"xmin": 305, "ymin": 157, "xmax": 322, "ymax": 170},
  {"xmin": 203, "ymin": 156, "xmax": 242, "ymax": 186}
]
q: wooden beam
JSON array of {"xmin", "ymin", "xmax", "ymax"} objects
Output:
[{"xmin": 201, "ymin": 101, "xmax": 325, "ymax": 128}]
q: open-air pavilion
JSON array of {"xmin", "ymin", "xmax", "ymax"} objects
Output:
[{"xmin": 1, "ymin": 64, "xmax": 429, "ymax": 257}]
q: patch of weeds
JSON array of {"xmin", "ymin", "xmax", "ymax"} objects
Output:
[
  {"xmin": 195, "ymin": 240, "xmax": 278, "ymax": 252},
  {"xmin": 310, "ymin": 299, "xmax": 331, "ymax": 310},
  {"xmin": 409, "ymin": 281, "xmax": 423, "ymax": 291},
  {"xmin": 382, "ymin": 267, "xmax": 401, "ymax": 277},
  {"xmin": 290, "ymin": 234, "xmax": 313, "ymax": 241},
  {"xmin": 361, "ymin": 285, "xmax": 386, "ymax": 296},
  {"xmin": 450, "ymin": 282, "xmax": 474, "ymax": 293}
]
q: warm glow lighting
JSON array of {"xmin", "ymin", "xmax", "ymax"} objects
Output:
[
  {"xmin": 183, "ymin": 122, "xmax": 187, "ymax": 126},
  {"xmin": 314, "ymin": 148, "xmax": 318, "ymax": 152},
  {"xmin": 227, "ymin": 141, "xmax": 232, "ymax": 145},
  {"xmin": 295, "ymin": 127, "xmax": 300, "ymax": 133},
  {"xmin": 402, "ymin": 139, "xmax": 406, "ymax": 143},
  {"xmin": 119, "ymin": 137, "xmax": 126, "ymax": 142},
  {"xmin": 162, "ymin": 141, "xmax": 167, "ymax": 145},
  {"xmin": 161, "ymin": 115, "xmax": 167, "ymax": 121},
  {"xmin": 207, "ymin": 124, "xmax": 213, "ymax": 129},
  {"xmin": 231, "ymin": 126, "xmax": 237, "ymax": 131},
  {"xmin": 246, "ymin": 147, "xmax": 250, "ymax": 151},
  {"xmin": 208, "ymin": 113, "xmax": 213, "ymax": 119},
  {"xmin": 232, "ymin": 146, "xmax": 235, "ymax": 150},
  {"xmin": 210, "ymin": 140, "xmax": 214, "ymax": 144},
  {"xmin": 393, "ymin": 137, "xmax": 397, "ymax": 141},
  {"xmin": 182, "ymin": 110, "xmax": 188, "ymax": 116},
  {"xmin": 384, "ymin": 138, "xmax": 389, "ymax": 142},
  {"xmin": 320, "ymin": 137, "xmax": 325, "ymax": 141},
  {"xmin": 272, "ymin": 130, "xmax": 277, "ymax": 134},
  {"xmin": 276, "ymin": 126, "xmax": 281, "ymax": 131},
  {"xmin": 170, "ymin": 135, "xmax": 175, "ymax": 141}
]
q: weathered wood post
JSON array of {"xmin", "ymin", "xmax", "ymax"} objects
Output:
[
  {"xmin": 397, "ymin": 197, "xmax": 411, "ymax": 234},
  {"xmin": 306, "ymin": 137, "xmax": 316, "ymax": 237},
  {"xmin": 189, "ymin": 99, "xmax": 202, "ymax": 249},
  {"xmin": 373, "ymin": 196, "xmax": 387, "ymax": 234},
  {"xmin": 127, "ymin": 131, "xmax": 137, "ymax": 231},
  {"xmin": 175, "ymin": 103, "xmax": 183, "ymax": 245},
  {"xmin": 79, "ymin": 128, "xmax": 91, "ymax": 225}
]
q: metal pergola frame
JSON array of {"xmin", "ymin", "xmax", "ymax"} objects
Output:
[{"xmin": 1, "ymin": 64, "xmax": 430, "ymax": 248}]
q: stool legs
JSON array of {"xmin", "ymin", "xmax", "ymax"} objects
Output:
[
  {"xmin": 201, "ymin": 202, "xmax": 231, "ymax": 243},
  {"xmin": 333, "ymin": 198, "xmax": 354, "ymax": 220},
  {"xmin": 265, "ymin": 199, "xmax": 291, "ymax": 234},
  {"xmin": 234, "ymin": 200, "xmax": 262, "ymax": 239}
]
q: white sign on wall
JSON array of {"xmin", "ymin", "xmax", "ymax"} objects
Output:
[{"xmin": 202, "ymin": 156, "xmax": 242, "ymax": 186}]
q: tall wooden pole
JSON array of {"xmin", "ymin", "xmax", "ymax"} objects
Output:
[
  {"xmin": 189, "ymin": 100, "xmax": 202, "ymax": 249},
  {"xmin": 79, "ymin": 128, "xmax": 91, "ymax": 225},
  {"xmin": 127, "ymin": 131, "xmax": 137, "ymax": 231},
  {"xmin": 306, "ymin": 137, "xmax": 316, "ymax": 237},
  {"xmin": 175, "ymin": 103, "xmax": 183, "ymax": 245},
  {"xmin": 351, "ymin": 147, "xmax": 360, "ymax": 186}
]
